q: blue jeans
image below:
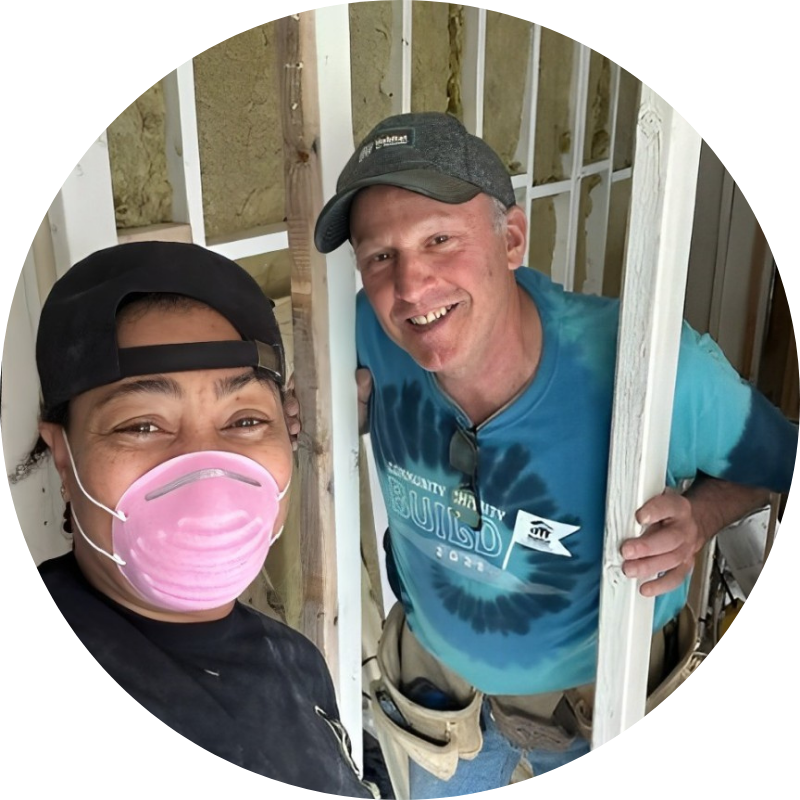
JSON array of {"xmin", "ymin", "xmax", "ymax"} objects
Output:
[{"xmin": 409, "ymin": 700, "xmax": 591, "ymax": 798}]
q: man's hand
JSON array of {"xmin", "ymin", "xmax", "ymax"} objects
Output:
[
  {"xmin": 621, "ymin": 477, "xmax": 770, "ymax": 598},
  {"xmin": 621, "ymin": 491, "xmax": 702, "ymax": 597},
  {"xmin": 283, "ymin": 374, "xmax": 301, "ymax": 452},
  {"xmin": 357, "ymin": 368, "xmax": 373, "ymax": 435}
]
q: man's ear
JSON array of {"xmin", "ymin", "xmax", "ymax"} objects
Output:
[
  {"xmin": 39, "ymin": 422, "xmax": 70, "ymax": 490},
  {"xmin": 505, "ymin": 204, "xmax": 528, "ymax": 271}
]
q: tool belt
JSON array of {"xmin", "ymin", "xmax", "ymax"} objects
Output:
[
  {"xmin": 370, "ymin": 602, "xmax": 701, "ymax": 778},
  {"xmin": 370, "ymin": 602, "xmax": 484, "ymax": 781}
]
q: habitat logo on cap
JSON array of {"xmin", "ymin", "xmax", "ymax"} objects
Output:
[{"xmin": 359, "ymin": 128, "xmax": 415, "ymax": 162}]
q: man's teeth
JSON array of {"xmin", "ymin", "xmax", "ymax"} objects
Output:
[{"xmin": 410, "ymin": 305, "xmax": 453, "ymax": 326}]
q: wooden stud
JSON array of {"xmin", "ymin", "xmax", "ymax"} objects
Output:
[
  {"xmin": 314, "ymin": 2, "xmax": 364, "ymax": 766},
  {"xmin": 47, "ymin": 133, "xmax": 117, "ymax": 277},
  {"xmin": 276, "ymin": 7, "xmax": 338, "ymax": 677},
  {"xmin": 162, "ymin": 62, "xmax": 206, "ymax": 246},
  {"xmin": 461, "ymin": 6, "xmax": 486, "ymax": 137},
  {"xmin": 389, "ymin": 0, "xmax": 412, "ymax": 115},
  {"xmin": 593, "ymin": 88, "xmax": 701, "ymax": 747},
  {"xmin": 276, "ymin": 8, "xmax": 363, "ymax": 765},
  {"xmin": 206, "ymin": 224, "xmax": 289, "ymax": 261}
]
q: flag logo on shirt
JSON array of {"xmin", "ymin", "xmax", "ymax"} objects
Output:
[{"xmin": 502, "ymin": 510, "xmax": 580, "ymax": 568}]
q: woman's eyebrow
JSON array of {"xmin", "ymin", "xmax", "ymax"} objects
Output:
[
  {"xmin": 214, "ymin": 371, "xmax": 276, "ymax": 399},
  {"xmin": 95, "ymin": 376, "xmax": 183, "ymax": 408}
]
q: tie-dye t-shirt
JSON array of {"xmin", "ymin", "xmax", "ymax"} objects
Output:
[{"xmin": 357, "ymin": 266, "xmax": 797, "ymax": 695}]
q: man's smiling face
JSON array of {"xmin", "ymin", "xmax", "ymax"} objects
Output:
[{"xmin": 350, "ymin": 185, "xmax": 527, "ymax": 383}]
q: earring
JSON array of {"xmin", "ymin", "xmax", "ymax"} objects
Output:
[
  {"xmin": 62, "ymin": 500, "xmax": 73, "ymax": 536},
  {"xmin": 60, "ymin": 485, "xmax": 66, "ymax": 499}
]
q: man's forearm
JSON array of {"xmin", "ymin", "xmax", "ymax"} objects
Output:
[{"xmin": 684, "ymin": 474, "xmax": 770, "ymax": 545}]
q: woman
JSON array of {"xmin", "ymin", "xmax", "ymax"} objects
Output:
[{"xmin": 16, "ymin": 240, "xmax": 375, "ymax": 797}]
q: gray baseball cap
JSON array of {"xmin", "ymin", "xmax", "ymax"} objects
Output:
[{"xmin": 314, "ymin": 112, "xmax": 516, "ymax": 253}]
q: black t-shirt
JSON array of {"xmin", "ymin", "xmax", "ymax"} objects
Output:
[{"xmin": 39, "ymin": 552, "xmax": 374, "ymax": 797}]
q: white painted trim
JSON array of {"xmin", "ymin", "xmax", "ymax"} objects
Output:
[
  {"xmin": 389, "ymin": 0, "xmax": 412, "ymax": 114},
  {"xmin": 461, "ymin": 6, "xmax": 486, "ymax": 137},
  {"xmin": 162, "ymin": 61, "xmax": 206, "ymax": 246},
  {"xmin": 581, "ymin": 159, "xmax": 611, "ymax": 179},
  {"xmin": 47, "ymin": 133, "xmax": 117, "ymax": 277},
  {"xmin": 523, "ymin": 168, "xmax": 630, "ymax": 201},
  {"xmin": 205, "ymin": 224, "xmax": 289, "ymax": 260},
  {"xmin": 593, "ymin": 88, "xmax": 702, "ymax": 747},
  {"xmin": 527, "ymin": 179, "xmax": 572, "ymax": 200},
  {"xmin": 315, "ymin": 3, "xmax": 363, "ymax": 771},
  {"xmin": 2, "ymin": 251, "xmax": 66, "ymax": 565}
]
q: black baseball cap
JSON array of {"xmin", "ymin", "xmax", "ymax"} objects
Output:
[
  {"xmin": 314, "ymin": 111, "xmax": 516, "ymax": 253},
  {"xmin": 36, "ymin": 241, "xmax": 285, "ymax": 409}
]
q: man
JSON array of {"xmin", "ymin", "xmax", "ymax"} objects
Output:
[
  {"xmin": 22, "ymin": 241, "xmax": 375, "ymax": 796},
  {"xmin": 314, "ymin": 112, "xmax": 797, "ymax": 796}
]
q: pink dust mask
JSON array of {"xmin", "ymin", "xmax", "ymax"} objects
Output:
[{"xmin": 63, "ymin": 432, "xmax": 290, "ymax": 612}]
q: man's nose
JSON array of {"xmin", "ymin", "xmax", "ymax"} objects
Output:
[{"xmin": 394, "ymin": 251, "xmax": 435, "ymax": 302}]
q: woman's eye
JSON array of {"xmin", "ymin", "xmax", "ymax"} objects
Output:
[
  {"xmin": 115, "ymin": 421, "xmax": 161, "ymax": 436},
  {"xmin": 432, "ymin": 234, "xmax": 449, "ymax": 245},
  {"xmin": 228, "ymin": 416, "xmax": 267, "ymax": 430}
]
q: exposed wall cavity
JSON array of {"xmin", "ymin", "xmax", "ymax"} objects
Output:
[
  {"xmin": 585, "ymin": 52, "xmax": 611, "ymax": 163},
  {"xmin": 444, "ymin": 4, "xmax": 465, "ymax": 118},
  {"xmin": 193, "ymin": 23, "xmax": 284, "ymax": 241},
  {"xmin": 103, "ymin": 10, "xmax": 637, "ymax": 302},
  {"xmin": 483, "ymin": 12, "xmax": 531, "ymax": 174},
  {"xmin": 411, "ymin": 1, "xmax": 451, "ymax": 113},
  {"xmin": 349, "ymin": 1, "xmax": 395, "ymax": 145},
  {"xmin": 107, "ymin": 80, "xmax": 173, "ymax": 230},
  {"xmin": 534, "ymin": 28, "xmax": 574, "ymax": 185},
  {"xmin": 614, "ymin": 69, "xmax": 640, "ymax": 169}
]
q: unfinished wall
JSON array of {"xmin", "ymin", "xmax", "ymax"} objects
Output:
[{"xmin": 106, "ymin": 80, "xmax": 173, "ymax": 230}]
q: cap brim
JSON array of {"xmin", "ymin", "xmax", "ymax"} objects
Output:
[{"xmin": 314, "ymin": 170, "xmax": 482, "ymax": 254}]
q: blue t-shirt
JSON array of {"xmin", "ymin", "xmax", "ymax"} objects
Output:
[{"xmin": 357, "ymin": 267, "xmax": 797, "ymax": 695}]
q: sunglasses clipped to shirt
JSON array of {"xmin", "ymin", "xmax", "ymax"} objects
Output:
[{"xmin": 449, "ymin": 426, "xmax": 482, "ymax": 530}]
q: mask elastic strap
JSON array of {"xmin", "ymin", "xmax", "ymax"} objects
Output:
[
  {"xmin": 269, "ymin": 479, "xmax": 291, "ymax": 544},
  {"xmin": 71, "ymin": 507, "xmax": 127, "ymax": 567},
  {"xmin": 271, "ymin": 524, "xmax": 286, "ymax": 545},
  {"xmin": 60, "ymin": 430, "xmax": 127, "ymax": 566},
  {"xmin": 61, "ymin": 430, "xmax": 127, "ymax": 522}
]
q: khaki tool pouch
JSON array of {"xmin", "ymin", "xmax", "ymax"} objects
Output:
[
  {"xmin": 370, "ymin": 603, "xmax": 484, "ymax": 781},
  {"xmin": 478, "ymin": 602, "xmax": 701, "ymax": 754}
]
